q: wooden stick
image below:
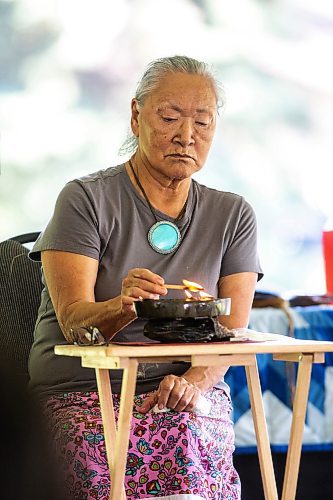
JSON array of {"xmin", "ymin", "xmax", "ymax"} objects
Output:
[
  {"xmin": 164, "ymin": 284, "xmax": 204, "ymax": 291},
  {"xmin": 164, "ymin": 284, "xmax": 188, "ymax": 290}
]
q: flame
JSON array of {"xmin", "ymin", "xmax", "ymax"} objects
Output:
[
  {"xmin": 184, "ymin": 289, "xmax": 213, "ymax": 301},
  {"xmin": 182, "ymin": 279, "xmax": 204, "ymax": 291},
  {"xmin": 182, "ymin": 280, "xmax": 209, "ymax": 301},
  {"xmin": 199, "ymin": 291, "xmax": 214, "ymax": 301}
]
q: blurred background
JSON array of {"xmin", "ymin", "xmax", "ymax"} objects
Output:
[{"xmin": 1, "ymin": 0, "xmax": 332, "ymax": 295}]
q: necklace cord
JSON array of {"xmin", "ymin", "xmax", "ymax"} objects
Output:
[
  {"xmin": 128, "ymin": 159, "xmax": 158, "ymax": 223},
  {"xmin": 128, "ymin": 159, "xmax": 187, "ymax": 222}
]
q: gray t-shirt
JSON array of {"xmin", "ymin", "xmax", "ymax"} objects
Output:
[{"xmin": 28, "ymin": 164, "xmax": 263, "ymax": 398}]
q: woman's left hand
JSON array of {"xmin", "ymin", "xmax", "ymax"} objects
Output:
[
  {"xmin": 138, "ymin": 365, "xmax": 228, "ymax": 414},
  {"xmin": 138, "ymin": 374, "xmax": 202, "ymax": 413}
]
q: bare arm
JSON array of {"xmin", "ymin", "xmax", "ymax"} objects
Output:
[
  {"xmin": 180, "ymin": 271, "xmax": 258, "ymax": 391},
  {"xmin": 217, "ymin": 271, "xmax": 258, "ymax": 329},
  {"xmin": 139, "ymin": 272, "xmax": 258, "ymax": 412},
  {"xmin": 41, "ymin": 250, "xmax": 167, "ymax": 342}
]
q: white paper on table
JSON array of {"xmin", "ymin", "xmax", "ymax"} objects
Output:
[{"xmin": 231, "ymin": 328, "xmax": 290, "ymax": 342}]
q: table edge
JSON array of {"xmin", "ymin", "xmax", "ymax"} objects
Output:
[{"xmin": 54, "ymin": 339, "xmax": 333, "ymax": 358}]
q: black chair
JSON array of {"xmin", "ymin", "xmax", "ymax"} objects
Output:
[
  {"xmin": 0, "ymin": 232, "xmax": 67, "ymax": 498},
  {"xmin": 0, "ymin": 232, "xmax": 42, "ymax": 384}
]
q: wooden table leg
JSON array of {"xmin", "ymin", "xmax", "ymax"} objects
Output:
[
  {"xmin": 95, "ymin": 368, "xmax": 126, "ymax": 500},
  {"xmin": 246, "ymin": 359, "xmax": 278, "ymax": 500},
  {"xmin": 110, "ymin": 358, "xmax": 138, "ymax": 500},
  {"xmin": 281, "ymin": 354, "xmax": 313, "ymax": 500}
]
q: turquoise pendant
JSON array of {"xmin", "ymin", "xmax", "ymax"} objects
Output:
[{"xmin": 148, "ymin": 220, "xmax": 181, "ymax": 254}]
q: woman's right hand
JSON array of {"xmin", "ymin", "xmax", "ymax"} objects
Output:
[
  {"xmin": 41, "ymin": 252, "xmax": 167, "ymax": 341},
  {"xmin": 120, "ymin": 268, "xmax": 167, "ymax": 313}
]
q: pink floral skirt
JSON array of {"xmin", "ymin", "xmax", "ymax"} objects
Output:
[{"xmin": 43, "ymin": 389, "xmax": 240, "ymax": 499}]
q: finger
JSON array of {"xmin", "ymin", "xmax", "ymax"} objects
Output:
[
  {"xmin": 122, "ymin": 286, "xmax": 160, "ymax": 301},
  {"xmin": 124, "ymin": 279, "xmax": 167, "ymax": 297},
  {"xmin": 169, "ymin": 384, "xmax": 195, "ymax": 412},
  {"xmin": 159, "ymin": 377, "xmax": 188, "ymax": 410},
  {"xmin": 180, "ymin": 388, "xmax": 200, "ymax": 412},
  {"xmin": 156, "ymin": 376, "xmax": 176, "ymax": 410},
  {"xmin": 131, "ymin": 268, "xmax": 165, "ymax": 286},
  {"xmin": 138, "ymin": 392, "xmax": 157, "ymax": 413},
  {"xmin": 125, "ymin": 269, "xmax": 167, "ymax": 296}
]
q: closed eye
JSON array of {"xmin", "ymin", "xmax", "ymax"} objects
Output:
[
  {"xmin": 163, "ymin": 117, "xmax": 177, "ymax": 122},
  {"xmin": 196, "ymin": 121, "xmax": 209, "ymax": 127}
]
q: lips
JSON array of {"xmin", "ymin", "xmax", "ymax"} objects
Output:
[{"xmin": 167, "ymin": 153, "xmax": 193, "ymax": 159}]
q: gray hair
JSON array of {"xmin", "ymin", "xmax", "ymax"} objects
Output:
[{"xmin": 119, "ymin": 55, "xmax": 224, "ymax": 157}]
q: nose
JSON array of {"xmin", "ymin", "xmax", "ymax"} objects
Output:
[{"xmin": 173, "ymin": 118, "xmax": 195, "ymax": 147}]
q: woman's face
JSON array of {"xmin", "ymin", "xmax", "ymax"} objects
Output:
[{"xmin": 131, "ymin": 72, "xmax": 217, "ymax": 181}]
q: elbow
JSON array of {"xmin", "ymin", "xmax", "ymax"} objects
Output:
[
  {"xmin": 56, "ymin": 302, "xmax": 79, "ymax": 343},
  {"xmin": 58, "ymin": 315, "xmax": 75, "ymax": 343}
]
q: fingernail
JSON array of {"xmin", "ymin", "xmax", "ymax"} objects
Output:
[
  {"xmin": 150, "ymin": 294, "xmax": 160, "ymax": 299},
  {"xmin": 158, "ymin": 403, "xmax": 164, "ymax": 410}
]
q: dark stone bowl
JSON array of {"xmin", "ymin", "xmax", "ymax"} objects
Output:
[{"xmin": 134, "ymin": 298, "xmax": 231, "ymax": 319}]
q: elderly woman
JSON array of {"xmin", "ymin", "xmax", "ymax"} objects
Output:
[{"xmin": 29, "ymin": 55, "xmax": 262, "ymax": 499}]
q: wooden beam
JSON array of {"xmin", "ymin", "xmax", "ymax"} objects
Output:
[
  {"xmin": 282, "ymin": 354, "xmax": 313, "ymax": 500},
  {"xmin": 273, "ymin": 352, "xmax": 325, "ymax": 364},
  {"xmin": 191, "ymin": 353, "xmax": 256, "ymax": 367},
  {"xmin": 110, "ymin": 359, "xmax": 138, "ymax": 499},
  {"xmin": 246, "ymin": 361, "xmax": 278, "ymax": 500}
]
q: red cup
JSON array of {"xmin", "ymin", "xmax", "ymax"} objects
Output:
[{"xmin": 323, "ymin": 229, "xmax": 333, "ymax": 294}]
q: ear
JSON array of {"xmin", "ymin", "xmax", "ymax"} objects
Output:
[{"xmin": 130, "ymin": 98, "xmax": 140, "ymax": 137}]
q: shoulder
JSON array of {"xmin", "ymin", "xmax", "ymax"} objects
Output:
[
  {"xmin": 77, "ymin": 164, "xmax": 125, "ymax": 185},
  {"xmin": 58, "ymin": 164, "xmax": 127, "ymax": 202},
  {"xmin": 193, "ymin": 179, "xmax": 252, "ymax": 211},
  {"xmin": 68, "ymin": 164, "xmax": 126, "ymax": 191},
  {"xmin": 192, "ymin": 180, "xmax": 257, "ymax": 231}
]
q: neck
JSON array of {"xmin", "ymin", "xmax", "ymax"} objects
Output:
[{"xmin": 127, "ymin": 158, "xmax": 190, "ymax": 219}]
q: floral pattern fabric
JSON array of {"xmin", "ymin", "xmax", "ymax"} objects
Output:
[{"xmin": 43, "ymin": 389, "xmax": 240, "ymax": 499}]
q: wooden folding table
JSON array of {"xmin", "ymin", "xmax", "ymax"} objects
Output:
[{"xmin": 55, "ymin": 337, "xmax": 333, "ymax": 500}]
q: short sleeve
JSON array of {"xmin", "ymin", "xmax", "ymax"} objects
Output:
[
  {"xmin": 29, "ymin": 181, "xmax": 100, "ymax": 262},
  {"xmin": 220, "ymin": 199, "xmax": 263, "ymax": 281}
]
